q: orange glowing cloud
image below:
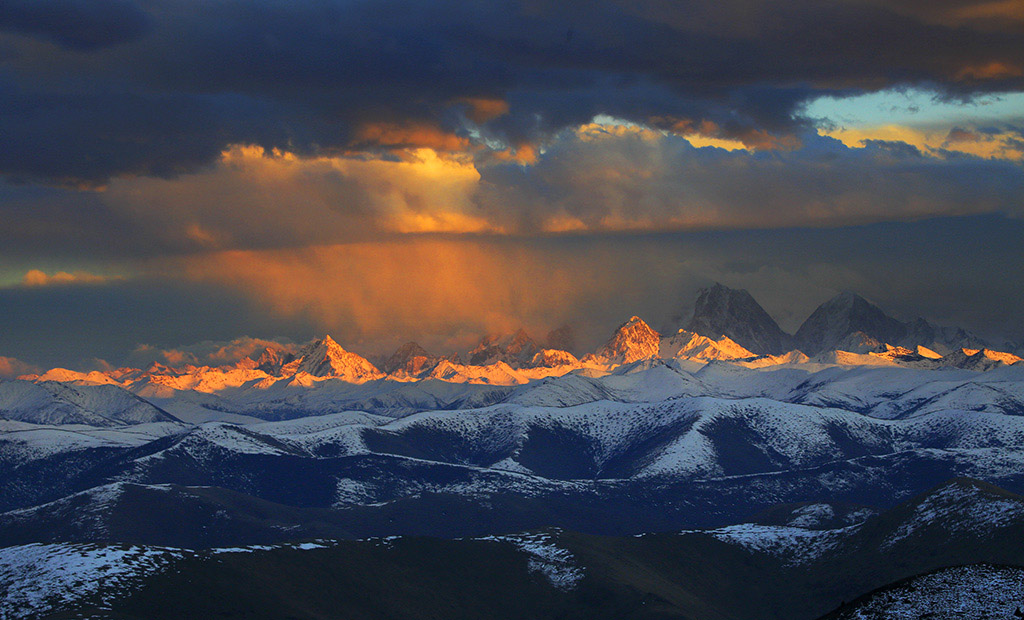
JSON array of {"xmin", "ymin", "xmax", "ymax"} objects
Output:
[
  {"xmin": 956, "ymin": 61, "xmax": 1024, "ymax": 81},
  {"xmin": 948, "ymin": 0, "xmax": 1024, "ymax": 23},
  {"xmin": 490, "ymin": 143, "xmax": 539, "ymax": 165},
  {"xmin": 575, "ymin": 122, "xmax": 664, "ymax": 143},
  {"xmin": 21, "ymin": 269, "xmax": 115, "ymax": 287},
  {"xmin": 351, "ymin": 122, "xmax": 471, "ymax": 153},
  {"xmin": 102, "ymin": 144, "xmax": 498, "ymax": 246},
  {"xmin": 457, "ymin": 97, "xmax": 511, "ymax": 124},
  {"xmin": 866, "ymin": 0, "xmax": 1024, "ymax": 30},
  {"xmin": 184, "ymin": 223, "xmax": 222, "ymax": 248},
  {"xmin": 820, "ymin": 125, "xmax": 1024, "ymax": 161},
  {"xmin": 646, "ymin": 116, "xmax": 801, "ymax": 152},
  {"xmin": 0, "ymin": 355, "xmax": 40, "ymax": 378},
  {"xmin": 175, "ymin": 240, "xmax": 644, "ymax": 353}
]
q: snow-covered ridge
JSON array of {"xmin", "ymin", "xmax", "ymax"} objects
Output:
[
  {"xmin": 883, "ymin": 481, "xmax": 1024, "ymax": 548},
  {"xmin": 15, "ymin": 323, "xmax": 1019, "ymax": 420}
]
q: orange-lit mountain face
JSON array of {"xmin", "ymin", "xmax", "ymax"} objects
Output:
[
  {"xmin": 15, "ymin": 285, "xmax": 1024, "ymax": 394},
  {"xmin": 17, "ymin": 295, "xmax": 1023, "ymax": 401}
]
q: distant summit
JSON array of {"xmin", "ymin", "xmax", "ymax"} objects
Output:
[
  {"xmin": 468, "ymin": 329, "xmax": 540, "ymax": 368},
  {"xmin": 685, "ymin": 283, "xmax": 793, "ymax": 355},
  {"xmin": 382, "ymin": 341, "xmax": 451, "ymax": 376},
  {"xmin": 252, "ymin": 347, "xmax": 295, "ymax": 375},
  {"xmin": 795, "ymin": 291, "xmax": 907, "ymax": 355},
  {"xmin": 901, "ymin": 317, "xmax": 988, "ymax": 356},
  {"xmin": 544, "ymin": 325, "xmax": 576, "ymax": 354}
]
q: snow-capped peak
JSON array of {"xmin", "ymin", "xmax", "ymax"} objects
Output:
[
  {"xmin": 281, "ymin": 336, "xmax": 383, "ymax": 381},
  {"xmin": 530, "ymin": 349, "xmax": 580, "ymax": 368}
]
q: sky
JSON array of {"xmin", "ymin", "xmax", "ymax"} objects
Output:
[{"xmin": 1, "ymin": 0, "xmax": 1023, "ymax": 371}]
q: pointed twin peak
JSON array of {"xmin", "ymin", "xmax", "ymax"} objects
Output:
[
  {"xmin": 681, "ymin": 284, "xmax": 995, "ymax": 360},
  {"xmin": 902, "ymin": 317, "xmax": 988, "ymax": 356},
  {"xmin": 685, "ymin": 283, "xmax": 793, "ymax": 355}
]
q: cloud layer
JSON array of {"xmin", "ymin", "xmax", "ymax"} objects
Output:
[
  {"xmin": 0, "ymin": 0, "xmax": 1021, "ymax": 184},
  {"xmin": 1, "ymin": 0, "xmax": 1022, "ymax": 366}
]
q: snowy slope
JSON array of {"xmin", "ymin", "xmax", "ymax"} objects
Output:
[
  {"xmin": 826, "ymin": 564, "xmax": 1024, "ymax": 620},
  {"xmin": 0, "ymin": 380, "xmax": 178, "ymax": 427},
  {"xmin": 0, "ymin": 542, "xmax": 189, "ymax": 619}
]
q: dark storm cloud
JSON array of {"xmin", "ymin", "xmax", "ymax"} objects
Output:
[
  {"xmin": 0, "ymin": 78, "xmax": 298, "ymax": 186},
  {"xmin": 0, "ymin": 0, "xmax": 1021, "ymax": 183},
  {"xmin": 0, "ymin": 0, "xmax": 151, "ymax": 50},
  {"xmin": 0, "ymin": 277, "xmax": 316, "ymax": 369}
]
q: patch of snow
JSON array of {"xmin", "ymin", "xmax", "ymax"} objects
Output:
[
  {"xmin": 835, "ymin": 564, "xmax": 1024, "ymax": 620},
  {"xmin": 787, "ymin": 503, "xmax": 836, "ymax": 528},
  {"xmin": 479, "ymin": 531, "xmax": 585, "ymax": 590},
  {"xmin": 0, "ymin": 543, "xmax": 188, "ymax": 618},
  {"xmin": 707, "ymin": 523, "xmax": 852, "ymax": 565}
]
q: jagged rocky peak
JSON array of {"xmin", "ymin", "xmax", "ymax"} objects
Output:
[
  {"xmin": 468, "ymin": 328, "xmax": 540, "ymax": 367},
  {"xmin": 833, "ymin": 331, "xmax": 885, "ymax": 354},
  {"xmin": 383, "ymin": 341, "xmax": 438, "ymax": 375},
  {"xmin": 530, "ymin": 349, "xmax": 580, "ymax": 368},
  {"xmin": 251, "ymin": 346, "xmax": 295, "ymax": 375},
  {"xmin": 684, "ymin": 283, "xmax": 793, "ymax": 355},
  {"xmin": 659, "ymin": 329, "xmax": 756, "ymax": 361},
  {"xmin": 597, "ymin": 316, "xmax": 661, "ymax": 364},
  {"xmin": 283, "ymin": 335, "xmax": 383, "ymax": 380},
  {"xmin": 901, "ymin": 317, "xmax": 989, "ymax": 356},
  {"xmin": 941, "ymin": 347, "xmax": 1024, "ymax": 370},
  {"xmin": 795, "ymin": 290, "xmax": 907, "ymax": 355}
]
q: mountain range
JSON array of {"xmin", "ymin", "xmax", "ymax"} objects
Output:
[
  {"xmin": 4, "ymin": 284, "xmax": 1017, "ymax": 427},
  {"xmin": 3, "ymin": 285, "xmax": 1024, "ymax": 618}
]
